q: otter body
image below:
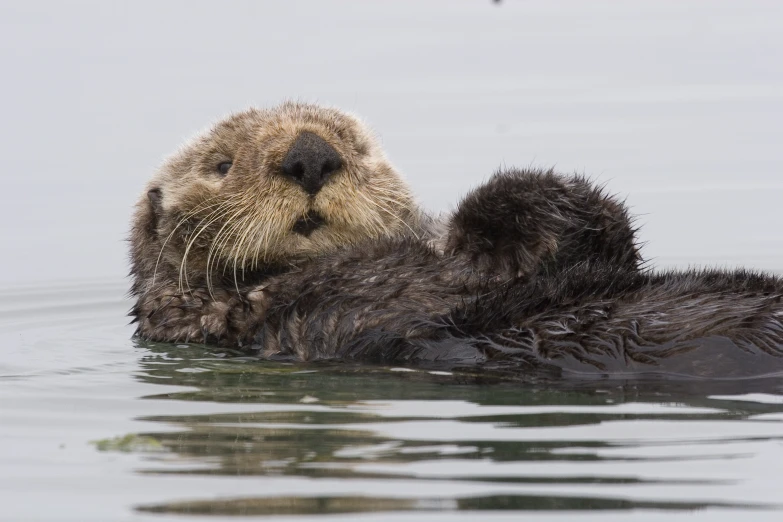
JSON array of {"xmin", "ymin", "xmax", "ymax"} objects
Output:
[{"xmin": 130, "ymin": 103, "xmax": 783, "ymax": 380}]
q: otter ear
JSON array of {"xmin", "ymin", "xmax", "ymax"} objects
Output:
[
  {"xmin": 145, "ymin": 187, "xmax": 163, "ymax": 235},
  {"xmin": 147, "ymin": 187, "xmax": 162, "ymax": 212}
]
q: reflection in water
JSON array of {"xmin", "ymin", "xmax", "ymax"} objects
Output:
[
  {"xmin": 111, "ymin": 340, "xmax": 783, "ymax": 516},
  {"xmin": 138, "ymin": 494, "xmax": 761, "ymax": 516}
]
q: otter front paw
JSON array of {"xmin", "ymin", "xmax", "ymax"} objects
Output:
[
  {"xmin": 226, "ymin": 286, "xmax": 270, "ymax": 347},
  {"xmin": 133, "ymin": 283, "xmax": 272, "ymax": 348},
  {"xmin": 133, "ymin": 286, "xmax": 239, "ymax": 346}
]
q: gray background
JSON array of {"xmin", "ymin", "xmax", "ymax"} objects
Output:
[{"xmin": 1, "ymin": 0, "xmax": 781, "ymax": 285}]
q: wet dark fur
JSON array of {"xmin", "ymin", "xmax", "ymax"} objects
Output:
[
  {"xmin": 445, "ymin": 170, "xmax": 641, "ymax": 279},
  {"xmin": 132, "ymin": 168, "xmax": 641, "ymax": 347},
  {"xmin": 131, "ymin": 168, "xmax": 783, "ymax": 379},
  {"xmin": 395, "ymin": 265, "xmax": 783, "ymax": 379},
  {"xmin": 246, "ymin": 244, "xmax": 783, "ymax": 380}
]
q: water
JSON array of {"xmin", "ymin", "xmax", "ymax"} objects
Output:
[
  {"xmin": 4, "ymin": 287, "xmax": 783, "ymax": 521},
  {"xmin": 2, "ymin": 1, "xmax": 783, "ymax": 520}
]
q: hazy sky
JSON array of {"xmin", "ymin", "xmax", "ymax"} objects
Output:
[{"xmin": 1, "ymin": 0, "xmax": 781, "ymax": 284}]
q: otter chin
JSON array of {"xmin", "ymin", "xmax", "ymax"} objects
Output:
[{"xmin": 292, "ymin": 211, "xmax": 326, "ymax": 237}]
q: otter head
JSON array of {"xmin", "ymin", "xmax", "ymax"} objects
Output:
[{"xmin": 130, "ymin": 102, "xmax": 420, "ymax": 295}]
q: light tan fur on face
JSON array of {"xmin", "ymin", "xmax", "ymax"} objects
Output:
[{"xmin": 130, "ymin": 102, "xmax": 421, "ymax": 296}]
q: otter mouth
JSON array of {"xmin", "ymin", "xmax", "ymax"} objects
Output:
[{"xmin": 292, "ymin": 211, "xmax": 325, "ymax": 237}]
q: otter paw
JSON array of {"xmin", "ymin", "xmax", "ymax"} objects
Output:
[
  {"xmin": 226, "ymin": 286, "xmax": 271, "ymax": 347},
  {"xmin": 197, "ymin": 300, "xmax": 232, "ymax": 342},
  {"xmin": 134, "ymin": 287, "xmax": 238, "ymax": 345}
]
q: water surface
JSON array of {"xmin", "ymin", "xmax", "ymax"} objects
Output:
[{"xmin": 3, "ymin": 282, "xmax": 783, "ymax": 521}]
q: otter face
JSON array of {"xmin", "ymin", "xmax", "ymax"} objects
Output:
[{"xmin": 131, "ymin": 102, "xmax": 419, "ymax": 292}]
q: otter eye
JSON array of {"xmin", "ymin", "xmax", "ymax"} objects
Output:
[{"xmin": 217, "ymin": 161, "xmax": 232, "ymax": 175}]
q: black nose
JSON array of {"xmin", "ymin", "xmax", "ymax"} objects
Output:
[{"xmin": 280, "ymin": 132, "xmax": 342, "ymax": 195}]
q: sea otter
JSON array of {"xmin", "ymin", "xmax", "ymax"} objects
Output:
[{"xmin": 130, "ymin": 103, "xmax": 783, "ymax": 379}]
